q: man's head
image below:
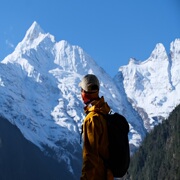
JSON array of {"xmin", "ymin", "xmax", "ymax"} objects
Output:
[{"xmin": 79, "ymin": 74, "xmax": 100, "ymax": 104}]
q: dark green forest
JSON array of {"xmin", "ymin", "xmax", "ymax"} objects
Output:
[{"xmin": 128, "ymin": 104, "xmax": 180, "ymax": 180}]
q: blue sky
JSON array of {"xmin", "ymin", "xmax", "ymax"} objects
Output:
[{"xmin": 0, "ymin": 0, "xmax": 179, "ymax": 77}]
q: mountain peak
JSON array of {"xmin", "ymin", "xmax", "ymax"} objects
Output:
[
  {"xmin": 149, "ymin": 43, "xmax": 168, "ymax": 60},
  {"xmin": 24, "ymin": 21, "xmax": 45, "ymax": 41},
  {"xmin": 13, "ymin": 21, "xmax": 55, "ymax": 55},
  {"xmin": 128, "ymin": 58, "xmax": 142, "ymax": 65},
  {"xmin": 170, "ymin": 38, "xmax": 180, "ymax": 55}
]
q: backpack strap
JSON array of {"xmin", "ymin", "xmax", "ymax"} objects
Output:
[{"xmin": 80, "ymin": 124, "xmax": 83, "ymax": 144}]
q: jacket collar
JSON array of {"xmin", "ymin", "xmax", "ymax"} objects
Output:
[{"xmin": 84, "ymin": 96, "xmax": 110, "ymax": 115}]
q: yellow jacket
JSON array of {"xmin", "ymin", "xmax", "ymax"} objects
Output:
[{"xmin": 81, "ymin": 96, "xmax": 111, "ymax": 180}]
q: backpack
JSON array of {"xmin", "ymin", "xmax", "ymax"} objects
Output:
[{"xmin": 102, "ymin": 112, "xmax": 130, "ymax": 178}]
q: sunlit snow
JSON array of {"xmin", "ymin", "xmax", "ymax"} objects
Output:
[{"xmin": 0, "ymin": 21, "xmax": 180, "ymax": 174}]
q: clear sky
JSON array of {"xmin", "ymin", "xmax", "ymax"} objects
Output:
[{"xmin": 0, "ymin": 0, "xmax": 179, "ymax": 77}]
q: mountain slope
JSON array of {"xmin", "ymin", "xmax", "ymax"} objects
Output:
[
  {"xmin": 0, "ymin": 21, "xmax": 144, "ymax": 177},
  {"xmin": 116, "ymin": 39, "xmax": 180, "ymax": 132},
  {"xmin": 128, "ymin": 104, "xmax": 180, "ymax": 180},
  {"xmin": 0, "ymin": 21, "xmax": 179, "ymax": 178},
  {"xmin": 0, "ymin": 116, "xmax": 76, "ymax": 180}
]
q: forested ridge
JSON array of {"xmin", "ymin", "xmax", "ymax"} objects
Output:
[{"xmin": 128, "ymin": 104, "xmax": 180, "ymax": 180}]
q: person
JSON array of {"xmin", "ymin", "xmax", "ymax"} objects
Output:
[{"xmin": 79, "ymin": 74, "xmax": 114, "ymax": 180}]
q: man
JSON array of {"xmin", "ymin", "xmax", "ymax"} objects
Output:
[{"xmin": 79, "ymin": 74, "xmax": 113, "ymax": 180}]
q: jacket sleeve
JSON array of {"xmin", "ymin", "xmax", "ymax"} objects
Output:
[{"xmin": 81, "ymin": 114, "xmax": 104, "ymax": 179}]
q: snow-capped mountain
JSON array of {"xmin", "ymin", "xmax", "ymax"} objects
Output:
[
  {"xmin": 116, "ymin": 39, "xmax": 180, "ymax": 132},
  {"xmin": 0, "ymin": 21, "xmax": 179, "ymax": 177}
]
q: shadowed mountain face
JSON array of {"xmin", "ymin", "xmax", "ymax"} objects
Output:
[{"xmin": 0, "ymin": 116, "xmax": 81, "ymax": 180}]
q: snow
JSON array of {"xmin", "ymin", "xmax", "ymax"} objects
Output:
[
  {"xmin": 0, "ymin": 21, "xmax": 180, "ymax": 175},
  {"xmin": 119, "ymin": 39, "xmax": 180, "ymax": 131}
]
